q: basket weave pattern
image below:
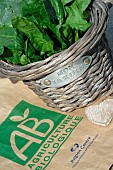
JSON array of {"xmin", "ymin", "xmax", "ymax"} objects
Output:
[{"xmin": 0, "ymin": 0, "xmax": 113, "ymax": 112}]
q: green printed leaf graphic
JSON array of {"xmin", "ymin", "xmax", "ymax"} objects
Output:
[
  {"xmin": 10, "ymin": 108, "xmax": 29, "ymax": 122},
  {"xmin": 10, "ymin": 116, "xmax": 25, "ymax": 122},
  {"xmin": 23, "ymin": 108, "xmax": 29, "ymax": 119}
]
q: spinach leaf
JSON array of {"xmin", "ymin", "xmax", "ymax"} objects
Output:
[
  {"xmin": 60, "ymin": 25, "xmax": 74, "ymax": 47},
  {"xmin": 0, "ymin": 0, "xmax": 22, "ymax": 26},
  {"xmin": 5, "ymin": 50, "xmax": 23, "ymax": 65},
  {"xmin": 75, "ymin": 0, "xmax": 92, "ymax": 12},
  {"xmin": 19, "ymin": 54, "xmax": 30, "ymax": 65},
  {"xmin": 22, "ymin": 0, "xmax": 57, "ymax": 26},
  {"xmin": 61, "ymin": 0, "xmax": 74, "ymax": 6},
  {"xmin": 12, "ymin": 17, "xmax": 54, "ymax": 55},
  {"xmin": 0, "ymin": 26, "xmax": 23, "ymax": 55},
  {"xmin": 0, "ymin": 0, "xmax": 24, "ymax": 64},
  {"xmin": 65, "ymin": 1, "xmax": 92, "ymax": 31},
  {"xmin": 25, "ymin": 40, "xmax": 42, "ymax": 63},
  {"xmin": 49, "ymin": 0, "xmax": 65, "ymax": 25},
  {"xmin": 22, "ymin": 0, "xmax": 66, "ymax": 49}
]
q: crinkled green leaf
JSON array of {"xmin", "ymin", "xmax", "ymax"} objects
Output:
[
  {"xmin": 6, "ymin": 55, "xmax": 20, "ymax": 65},
  {"xmin": 22, "ymin": 0, "xmax": 58, "ymax": 26},
  {"xmin": 75, "ymin": 0, "xmax": 91, "ymax": 12},
  {"xmin": 49, "ymin": 0, "xmax": 65, "ymax": 25},
  {"xmin": 20, "ymin": 54, "xmax": 30, "ymax": 65},
  {"xmin": 60, "ymin": 25, "xmax": 74, "ymax": 47},
  {"xmin": 0, "ymin": 0, "xmax": 22, "ymax": 26},
  {"xmin": 22, "ymin": 0, "xmax": 66, "ymax": 49},
  {"xmin": 0, "ymin": 26, "xmax": 23, "ymax": 55},
  {"xmin": 61, "ymin": 0, "xmax": 74, "ymax": 6},
  {"xmin": 65, "ymin": 1, "xmax": 92, "ymax": 31},
  {"xmin": 0, "ymin": 46, "xmax": 4, "ymax": 55},
  {"xmin": 12, "ymin": 17, "xmax": 54, "ymax": 54},
  {"xmin": 5, "ymin": 50, "xmax": 23, "ymax": 65}
]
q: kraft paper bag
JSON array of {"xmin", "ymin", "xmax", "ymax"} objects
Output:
[{"xmin": 0, "ymin": 78, "xmax": 113, "ymax": 170}]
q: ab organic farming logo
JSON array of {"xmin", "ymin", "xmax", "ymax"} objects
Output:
[{"xmin": 0, "ymin": 100, "xmax": 83, "ymax": 170}]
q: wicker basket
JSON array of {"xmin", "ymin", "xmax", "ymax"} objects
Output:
[{"xmin": 0, "ymin": 0, "xmax": 113, "ymax": 112}]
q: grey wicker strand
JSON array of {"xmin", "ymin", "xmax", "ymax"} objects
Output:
[{"xmin": 0, "ymin": 0, "xmax": 113, "ymax": 112}]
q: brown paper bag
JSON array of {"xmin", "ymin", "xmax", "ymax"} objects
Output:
[{"xmin": 0, "ymin": 79, "xmax": 113, "ymax": 170}]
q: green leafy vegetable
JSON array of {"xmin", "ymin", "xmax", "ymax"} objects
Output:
[
  {"xmin": 49, "ymin": 0, "xmax": 65, "ymax": 25},
  {"xmin": 65, "ymin": 1, "xmax": 92, "ymax": 31},
  {"xmin": 0, "ymin": 0, "xmax": 22, "ymax": 26},
  {"xmin": 0, "ymin": 0, "xmax": 92, "ymax": 65},
  {"xmin": 0, "ymin": 26, "xmax": 23, "ymax": 55},
  {"xmin": 75, "ymin": 0, "xmax": 92, "ymax": 12},
  {"xmin": 61, "ymin": 0, "xmax": 74, "ymax": 6},
  {"xmin": 12, "ymin": 17, "xmax": 54, "ymax": 54},
  {"xmin": 22, "ymin": 0, "xmax": 66, "ymax": 49}
]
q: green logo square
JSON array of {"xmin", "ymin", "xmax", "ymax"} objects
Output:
[{"xmin": 0, "ymin": 100, "xmax": 66, "ymax": 166}]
